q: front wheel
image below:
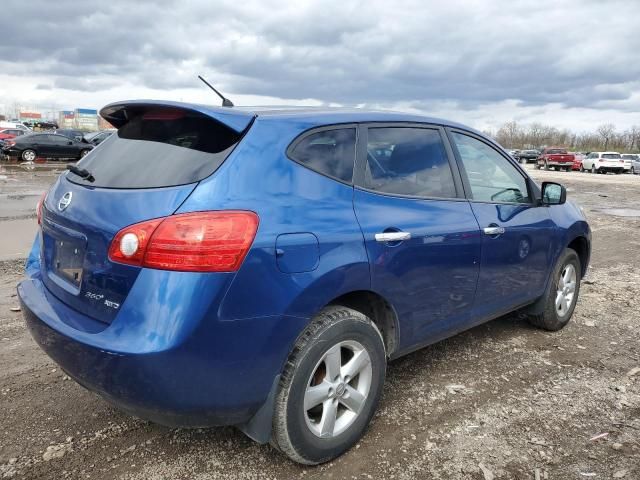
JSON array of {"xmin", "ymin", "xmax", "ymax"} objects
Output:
[
  {"xmin": 527, "ymin": 248, "xmax": 581, "ymax": 331},
  {"xmin": 21, "ymin": 149, "xmax": 36, "ymax": 162},
  {"xmin": 272, "ymin": 306, "xmax": 386, "ymax": 465}
]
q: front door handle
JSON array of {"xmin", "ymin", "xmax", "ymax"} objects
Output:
[
  {"xmin": 375, "ymin": 231, "xmax": 412, "ymax": 243},
  {"xmin": 483, "ymin": 226, "xmax": 505, "ymax": 236}
]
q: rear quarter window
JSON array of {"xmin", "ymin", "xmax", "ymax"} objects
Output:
[
  {"xmin": 288, "ymin": 128, "xmax": 356, "ymax": 183},
  {"xmin": 67, "ymin": 108, "xmax": 243, "ymax": 189}
]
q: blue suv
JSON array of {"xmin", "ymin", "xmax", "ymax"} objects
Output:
[{"xmin": 19, "ymin": 101, "xmax": 590, "ymax": 464}]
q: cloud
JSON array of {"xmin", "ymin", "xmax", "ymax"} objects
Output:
[{"xmin": 0, "ymin": 0, "xmax": 638, "ymax": 130}]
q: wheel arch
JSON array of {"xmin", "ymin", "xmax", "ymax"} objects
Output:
[
  {"xmin": 567, "ymin": 235, "xmax": 590, "ymax": 278},
  {"xmin": 326, "ymin": 290, "xmax": 400, "ymax": 358}
]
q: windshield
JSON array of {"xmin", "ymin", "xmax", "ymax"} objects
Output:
[{"xmin": 602, "ymin": 153, "xmax": 621, "ymax": 159}]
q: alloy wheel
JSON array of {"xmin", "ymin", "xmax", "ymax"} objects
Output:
[
  {"xmin": 555, "ymin": 263, "xmax": 577, "ymax": 318},
  {"xmin": 304, "ymin": 340, "xmax": 373, "ymax": 438}
]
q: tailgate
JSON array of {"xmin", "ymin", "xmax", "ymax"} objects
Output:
[
  {"xmin": 38, "ymin": 102, "xmax": 253, "ymax": 324},
  {"xmin": 40, "ymin": 178, "xmax": 196, "ymax": 323}
]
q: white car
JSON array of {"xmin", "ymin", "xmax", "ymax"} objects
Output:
[
  {"xmin": 581, "ymin": 152, "xmax": 625, "ymax": 174},
  {"xmin": 0, "ymin": 121, "xmax": 32, "ymax": 133},
  {"xmin": 621, "ymin": 154, "xmax": 639, "ymax": 174}
]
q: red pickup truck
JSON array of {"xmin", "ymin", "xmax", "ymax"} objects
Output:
[{"xmin": 535, "ymin": 147, "xmax": 575, "ymax": 171}]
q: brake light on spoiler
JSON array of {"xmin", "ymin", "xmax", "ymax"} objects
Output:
[{"xmin": 108, "ymin": 211, "xmax": 259, "ymax": 272}]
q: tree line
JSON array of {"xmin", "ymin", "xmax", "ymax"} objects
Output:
[{"xmin": 483, "ymin": 121, "xmax": 640, "ymax": 153}]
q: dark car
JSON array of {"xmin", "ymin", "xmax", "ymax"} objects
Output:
[
  {"xmin": 2, "ymin": 133, "xmax": 93, "ymax": 161},
  {"xmin": 54, "ymin": 129, "xmax": 87, "ymax": 142},
  {"xmin": 20, "ymin": 100, "xmax": 590, "ymax": 465},
  {"xmin": 515, "ymin": 149, "xmax": 540, "ymax": 163},
  {"xmin": 84, "ymin": 130, "xmax": 114, "ymax": 146}
]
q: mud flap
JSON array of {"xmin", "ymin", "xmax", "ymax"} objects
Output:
[{"xmin": 237, "ymin": 375, "xmax": 280, "ymax": 444}]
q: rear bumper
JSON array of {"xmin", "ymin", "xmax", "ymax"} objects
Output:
[
  {"xmin": 542, "ymin": 161, "xmax": 573, "ymax": 167},
  {"xmin": 18, "ymin": 273, "xmax": 302, "ymax": 429}
]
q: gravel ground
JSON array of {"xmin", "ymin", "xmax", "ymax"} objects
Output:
[{"xmin": 0, "ymin": 166, "xmax": 638, "ymax": 479}]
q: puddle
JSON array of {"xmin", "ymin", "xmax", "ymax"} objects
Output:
[{"xmin": 592, "ymin": 208, "xmax": 640, "ymax": 218}]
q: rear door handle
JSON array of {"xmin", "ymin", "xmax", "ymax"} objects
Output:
[
  {"xmin": 483, "ymin": 226, "xmax": 505, "ymax": 236},
  {"xmin": 375, "ymin": 231, "xmax": 411, "ymax": 242}
]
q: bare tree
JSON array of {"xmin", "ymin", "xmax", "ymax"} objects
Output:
[{"xmin": 596, "ymin": 124, "xmax": 616, "ymax": 150}]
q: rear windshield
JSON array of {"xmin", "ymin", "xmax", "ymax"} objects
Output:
[
  {"xmin": 546, "ymin": 149, "xmax": 567, "ymax": 154},
  {"xmin": 67, "ymin": 109, "xmax": 244, "ymax": 188},
  {"xmin": 602, "ymin": 153, "xmax": 621, "ymax": 159}
]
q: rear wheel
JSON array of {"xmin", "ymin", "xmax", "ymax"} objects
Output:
[
  {"xmin": 527, "ymin": 248, "xmax": 581, "ymax": 331},
  {"xmin": 272, "ymin": 306, "xmax": 386, "ymax": 465},
  {"xmin": 21, "ymin": 149, "xmax": 36, "ymax": 162},
  {"xmin": 79, "ymin": 149, "xmax": 90, "ymax": 158}
]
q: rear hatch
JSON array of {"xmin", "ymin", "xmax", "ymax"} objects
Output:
[
  {"xmin": 600, "ymin": 153, "xmax": 623, "ymax": 167},
  {"xmin": 39, "ymin": 102, "xmax": 254, "ymax": 324}
]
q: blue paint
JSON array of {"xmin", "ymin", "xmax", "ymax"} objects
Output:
[{"xmin": 18, "ymin": 102, "xmax": 591, "ymax": 440}]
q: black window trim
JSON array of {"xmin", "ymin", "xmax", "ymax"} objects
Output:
[
  {"xmin": 353, "ymin": 122, "xmax": 466, "ymax": 202},
  {"xmin": 286, "ymin": 123, "xmax": 359, "ymax": 186},
  {"xmin": 445, "ymin": 127, "xmax": 540, "ymax": 206}
]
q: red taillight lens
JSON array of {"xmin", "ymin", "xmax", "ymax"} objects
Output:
[
  {"xmin": 36, "ymin": 192, "xmax": 47, "ymax": 225},
  {"xmin": 108, "ymin": 218, "xmax": 163, "ymax": 266},
  {"xmin": 108, "ymin": 211, "xmax": 259, "ymax": 272}
]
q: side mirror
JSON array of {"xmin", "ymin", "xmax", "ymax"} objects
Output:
[{"xmin": 541, "ymin": 182, "xmax": 566, "ymax": 205}]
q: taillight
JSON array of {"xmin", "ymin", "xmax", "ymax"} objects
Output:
[
  {"xmin": 36, "ymin": 192, "xmax": 47, "ymax": 225},
  {"xmin": 108, "ymin": 211, "xmax": 259, "ymax": 272}
]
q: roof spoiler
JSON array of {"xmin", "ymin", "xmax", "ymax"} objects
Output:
[{"xmin": 100, "ymin": 100, "xmax": 255, "ymax": 133}]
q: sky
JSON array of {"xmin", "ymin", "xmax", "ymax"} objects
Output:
[{"xmin": 0, "ymin": 0, "xmax": 638, "ymax": 132}]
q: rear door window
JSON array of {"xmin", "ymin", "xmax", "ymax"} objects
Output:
[
  {"xmin": 363, "ymin": 127, "xmax": 457, "ymax": 198},
  {"xmin": 67, "ymin": 108, "xmax": 245, "ymax": 189},
  {"xmin": 288, "ymin": 128, "xmax": 356, "ymax": 183}
]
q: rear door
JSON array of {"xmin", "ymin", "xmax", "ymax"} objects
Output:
[
  {"xmin": 353, "ymin": 124, "xmax": 481, "ymax": 350},
  {"xmin": 448, "ymin": 129, "xmax": 555, "ymax": 319},
  {"xmin": 49, "ymin": 134, "xmax": 76, "ymax": 158},
  {"xmin": 40, "ymin": 104, "xmax": 254, "ymax": 324}
]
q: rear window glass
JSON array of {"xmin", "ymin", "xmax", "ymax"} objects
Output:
[
  {"xmin": 602, "ymin": 153, "xmax": 621, "ymax": 159},
  {"xmin": 67, "ymin": 109, "xmax": 243, "ymax": 188},
  {"xmin": 288, "ymin": 128, "xmax": 356, "ymax": 183},
  {"xmin": 546, "ymin": 149, "xmax": 567, "ymax": 154}
]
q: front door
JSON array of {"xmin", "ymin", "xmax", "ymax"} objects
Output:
[
  {"xmin": 448, "ymin": 130, "xmax": 555, "ymax": 320},
  {"xmin": 353, "ymin": 125, "xmax": 482, "ymax": 352}
]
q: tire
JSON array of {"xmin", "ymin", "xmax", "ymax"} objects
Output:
[
  {"xmin": 527, "ymin": 248, "xmax": 581, "ymax": 331},
  {"xmin": 21, "ymin": 149, "xmax": 36, "ymax": 162},
  {"xmin": 79, "ymin": 149, "xmax": 90, "ymax": 158},
  {"xmin": 272, "ymin": 306, "xmax": 386, "ymax": 465},
  {"xmin": 632, "ymin": 167, "xmax": 636, "ymax": 174}
]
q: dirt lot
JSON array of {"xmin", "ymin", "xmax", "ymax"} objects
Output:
[{"xmin": 0, "ymin": 164, "xmax": 639, "ymax": 479}]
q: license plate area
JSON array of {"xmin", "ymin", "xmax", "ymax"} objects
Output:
[
  {"xmin": 41, "ymin": 217, "xmax": 88, "ymax": 293},
  {"xmin": 52, "ymin": 237, "xmax": 86, "ymax": 288}
]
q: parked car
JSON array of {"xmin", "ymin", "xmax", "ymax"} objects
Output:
[
  {"xmin": 571, "ymin": 153, "xmax": 584, "ymax": 171},
  {"xmin": 2, "ymin": 133, "xmax": 93, "ymax": 161},
  {"xmin": 19, "ymin": 101, "xmax": 591, "ymax": 465},
  {"xmin": 0, "ymin": 121, "xmax": 32, "ymax": 133},
  {"xmin": 0, "ymin": 128, "xmax": 26, "ymax": 141},
  {"xmin": 54, "ymin": 129, "xmax": 87, "ymax": 142},
  {"xmin": 515, "ymin": 149, "xmax": 540, "ymax": 164},
  {"xmin": 84, "ymin": 130, "xmax": 114, "ymax": 146},
  {"xmin": 620, "ymin": 154, "xmax": 637, "ymax": 173},
  {"xmin": 535, "ymin": 148, "xmax": 575, "ymax": 171},
  {"xmin": 581, "ymin": 152, "xmax": 625, "ymax": 174}
]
